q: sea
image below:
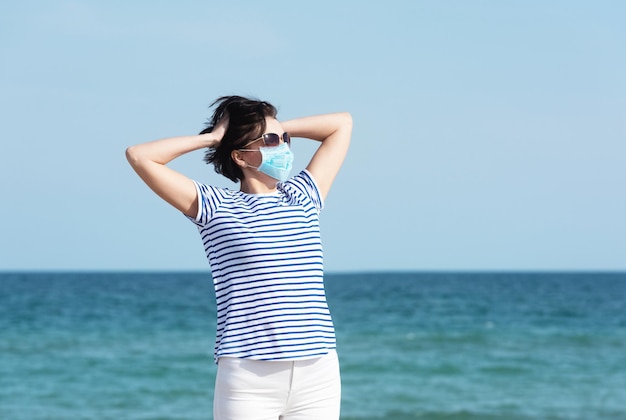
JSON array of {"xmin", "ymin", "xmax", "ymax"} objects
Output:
[{"xmin": 1, "ymin": 272, "xmax": 625, "ymax": 420}]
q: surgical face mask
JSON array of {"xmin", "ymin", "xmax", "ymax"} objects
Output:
[{"xmin": 245, "ymin": 142, "xmax": 294, "ymax": 182}]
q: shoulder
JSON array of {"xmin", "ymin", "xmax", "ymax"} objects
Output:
[
  {"xmin": 279, "ymin": 170, "xmax": 324, "ymax": 211},
  {"xmin": 189, "ymin": 181, "xmax": 239, "ymax": 225},
  {"xmin": 194, "ymin": 180, "xmax": 236, "ymax": 199}
]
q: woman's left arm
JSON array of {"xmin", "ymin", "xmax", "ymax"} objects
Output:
[{"xmin": 282, "ymin": 112, "xmax": 352, "ymax": 200}]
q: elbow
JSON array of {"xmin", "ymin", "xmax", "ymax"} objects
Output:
[
  {"xmin": 339, "ymin": 112, "xmax": 353, "ymax": 135},
  {"xmin": 125, "ymin": 145, "xmax": 136, "ymax": 163},
  {"xmin": 125, "ymin": 145, "xmax": 142, "ymax": 168},
  {"xmin": 341, "ymin": 112, "xmax": 353, "ymax": 130}
]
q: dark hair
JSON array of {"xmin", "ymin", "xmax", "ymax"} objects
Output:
[{"xmin": 200, "ymin": 96, "xmax": 277, "ymax": 182}]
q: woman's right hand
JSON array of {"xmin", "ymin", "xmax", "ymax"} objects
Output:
[{"xmin": 209, "ymin": 114, "xmax": 230, "ymax": 148}]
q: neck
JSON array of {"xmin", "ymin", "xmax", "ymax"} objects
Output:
[{"xmin": 239, "ymin": 175, "xmax": 278, "ymax": 194}]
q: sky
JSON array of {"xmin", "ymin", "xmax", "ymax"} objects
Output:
[{"xmin": 1, "ymin": 1, "xmax": 625, "ymax": 272}]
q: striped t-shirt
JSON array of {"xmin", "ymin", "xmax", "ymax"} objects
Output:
[{"xmin": 189, "ymin": 170, "xmax": 336, "ymax": 362}]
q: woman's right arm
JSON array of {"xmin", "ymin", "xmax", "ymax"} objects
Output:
[{"xmin": 125, "ymin": 133, "xmax": 219, "ymax": 218}]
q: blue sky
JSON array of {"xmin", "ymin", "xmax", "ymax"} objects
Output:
[{"xmin": 1, "ymin": 1, "xmax": 624, "ymax": 272}]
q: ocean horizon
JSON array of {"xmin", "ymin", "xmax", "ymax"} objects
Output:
[{"xmin": 1, "ymin": 271, "xmax": 625, "ymax": 419}]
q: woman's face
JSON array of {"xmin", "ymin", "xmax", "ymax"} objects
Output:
[{"xmin": 238, "ymin": 117, "xmax": 285, "ymax": 169}]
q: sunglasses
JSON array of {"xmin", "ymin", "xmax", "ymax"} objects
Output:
[{"xmin": 240, "ymin": 132, "xmax": 291, "ymax": 149}]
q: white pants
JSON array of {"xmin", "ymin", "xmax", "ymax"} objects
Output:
[{"xmin": 214, "ymin": 350, "xmax": 341, "ymax": 420}]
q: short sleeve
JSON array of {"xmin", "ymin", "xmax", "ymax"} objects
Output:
[
  {"xmin": 281, "ymin": 170, "xmax": 324, "ymax": 213},
  {"xmin": 186, "ymin": 180, "xmax": 227, "ymax": 226}
]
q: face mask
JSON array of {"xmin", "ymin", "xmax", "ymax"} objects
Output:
[{"xmin": 248, "ymin": 142, "xmax": 294, "ymax": 182}]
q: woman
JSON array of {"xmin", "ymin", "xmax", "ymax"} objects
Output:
[{"xmin": 126, "ymin": 95, "xmax": 352, "ymax": 419}]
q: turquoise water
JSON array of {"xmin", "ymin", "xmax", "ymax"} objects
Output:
[{"xmin": 1, "ymin": 272, "xmax": 625, "ymax": 419}]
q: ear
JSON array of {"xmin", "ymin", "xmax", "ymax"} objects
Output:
[{"xmin": 231, "ymin": 150, "xmax": 247, "ymax": 168}]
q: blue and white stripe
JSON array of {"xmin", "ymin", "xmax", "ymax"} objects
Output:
[{"xmin": 189, "ymin": 170, "xmax": 336, "ymax": 361}]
